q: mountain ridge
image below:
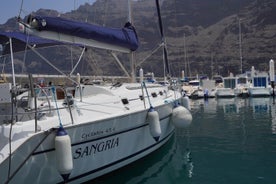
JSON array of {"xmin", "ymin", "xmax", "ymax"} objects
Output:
[{"xmin": 0, "ymin": 0, "xmax": 275, "ymax": 78}]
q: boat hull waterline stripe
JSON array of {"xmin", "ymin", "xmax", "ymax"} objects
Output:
[
  {"xmin": 63, "ymin": 130, "xmax": 174, "ymax": 183},
  {"xmin": 32, "ymin": 114, "xmax": 172, "ymax": 155}
]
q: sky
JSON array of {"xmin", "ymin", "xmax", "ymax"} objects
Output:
[{"xmin": 0, "ymin": 0, "xmax": 96, "ymax": 24}]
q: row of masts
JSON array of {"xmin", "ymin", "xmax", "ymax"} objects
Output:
[
  {"xmin": 183, "ymin": 17, "xmax": 244, "ymax": 79},
  {"xmin": 128, "ymin": 0, "xmax": 170, "ymax": 83}
]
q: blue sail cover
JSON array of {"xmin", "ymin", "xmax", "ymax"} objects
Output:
[
  {"xmin": 0, "ymin": 31, "xmax": 63, "ymax": 55},
  {"xmin": 31, "ymin": 16, "xmax": 139, "ymax": 51}
]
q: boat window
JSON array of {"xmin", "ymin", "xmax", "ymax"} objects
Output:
[
  {"xmin": 253, "ymin": 77, "xmax": 267, "ymax": 87},
  {"xmin": 224, "ymin": 79, "xmax": 236, "ymax": 89},
  {"xmin": 189, "ymin": 81, "xmax": 199, "ymax": 86}
]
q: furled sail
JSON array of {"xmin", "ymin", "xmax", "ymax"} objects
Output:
[
  {"xmin": 0, "ymin": 31, "xmax": 63, "ymax": 55},
  {"xmin": 19, "ymin": 16, "xmax": 139, "ymax": 53}
]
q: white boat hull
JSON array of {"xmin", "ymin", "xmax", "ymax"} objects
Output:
[
  {"xmin": 234, "ymin": 88, "xmax": 249, "ymax": 97},
  {"xmin": 216, "ymin": 88, "xmax": 235, "ymax": 98},
  {"xmin": 248, "ymin": 87, "xmax": 271, "ymax": 97},
  {"xmin": 0, "ymin": 83, "xmax": 185, "ymax": 184}
]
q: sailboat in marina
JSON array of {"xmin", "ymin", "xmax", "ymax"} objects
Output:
[
  {"xmin": 0, "ymin": 1, "xmax": 192, "ymax": 183},
  {"xmin": 234, "ymin": 18, "xmax": 250, "ymax": 97},
  {"xmin": 233, "ymin": 19, "xmax": 271, "ymax": 97}
]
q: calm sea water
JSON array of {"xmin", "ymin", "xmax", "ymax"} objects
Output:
[{"xmin": 90, "ymin": 97, "xmax": 276, "ymax": 184}]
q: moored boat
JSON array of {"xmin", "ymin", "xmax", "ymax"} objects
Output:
[
  {"xmin": 182, "ymin": 79, "xmax": 203, "ymax": 99},
  {"xmin": 216, "ymin": 77, "xmax": 236, "ymax": 98},
  {"xmin": 248, "ymin": 67, "xmax": 270, "ymax": 97},
  {"xmin": 234, "ymin": 75, "xmax": 250, "ymax": 97},
  {"xmin": 0, "ymin": 1, "xmax": 193, "ymax": 183}
]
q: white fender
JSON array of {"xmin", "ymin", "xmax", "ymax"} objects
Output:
[
  {"xmin": 147, "ymin": 107, "xmax": 161, "ymax": 141},
  {"xmin": 171, "ymin": 105, "xmax": 192, "ymax": 128},
  {"xmin": 55, "ymin": 127, "xmax": 73, "ymax": 182},
  {"xmin": 181, "ymin": 96, "xmax": 190, "ymax": 110}
]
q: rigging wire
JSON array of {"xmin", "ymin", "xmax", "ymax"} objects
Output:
[
  {"xmin": 18, "ymin": 32, "xmax": 31, "ymax": 85},
  {"xmin": 18, "ymin": 0, "xmax": 24, "ymax": 19},
  {"xmin": 88, "ymin": 50, "xmax": 103, "ymax": 76},
  {"xmin": 103, "ymin": 0, "xmax": 108, "ymax": 26},
  {"xmin": 5, "ymin": 0, "xmax": 28, "ymax": 176},
  {"xmin": 7, "ymin": 94, "xmax": 14, "ymax": 181}
]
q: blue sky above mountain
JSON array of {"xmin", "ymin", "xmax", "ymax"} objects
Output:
[{"xmin": 0, "ymin": 0, "xmax": 96, "ymax": 24}]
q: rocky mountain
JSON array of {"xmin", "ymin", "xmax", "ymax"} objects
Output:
[{"xmin": 0, "ymin": 0, "xmax": 276, "ymax": 78}]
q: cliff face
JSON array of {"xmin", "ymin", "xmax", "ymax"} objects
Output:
[
  {"xmin": 183, "ymin": 0, "xmax": 276, "ymax": 77},
  {"xmin": 0, "ymin": 0, "xmax": 276, "ymax": 77}
]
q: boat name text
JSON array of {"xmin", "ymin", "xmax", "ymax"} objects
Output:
[{"xmin": 73, "ymin": 137, "xmax": 119, "ymax": 159}]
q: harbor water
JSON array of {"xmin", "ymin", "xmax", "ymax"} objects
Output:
[{"xmin": 89, "ymin": 97, "xmax": 276, "ymax": 184}]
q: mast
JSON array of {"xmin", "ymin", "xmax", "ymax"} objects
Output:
[
  {"xmin": 183, "ymin": 34, "xmax": 187, "ymax": 78},
  {"xmin": 155, "ymin": 0, "xmax": 170, "ymax": 80},
  {"xmin": 128, "ymin": 0, "xmax": 136, "ymax": 83},
  {"xmin": 211, "ymin": 53, "xmax": 214, "ymax": 78},
  {"xmin": 239, "ymin": 18, "xmax": 243, "ymax": 74},
  {"xmin": 183, "ymin": 33, "xmax": 191, "ymax": 78}
]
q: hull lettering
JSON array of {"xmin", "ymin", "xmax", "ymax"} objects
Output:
[{"xmin": 73, "ymin": 137, "xmax": 119, "ymax": 159}]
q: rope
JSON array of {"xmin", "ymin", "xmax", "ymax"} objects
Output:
[
  {"xmin": 7, "ymin": 92, "xmax": 15, "ymax": 182},
  {"xmin": 140, "ymin": 82, "xmax": 146, "ymax": 109},
  {"xmin": 142, "ymin": 82, "xmax": 153, "ymax": 108}
]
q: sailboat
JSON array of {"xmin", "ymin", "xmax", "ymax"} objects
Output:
[
  {"xmin": 0, "ymin": 0, "xmax": 192, "ymax": 183},
  {"xmin": 234, "ymin": 18, "xmax": 250, "ymax": 97}
]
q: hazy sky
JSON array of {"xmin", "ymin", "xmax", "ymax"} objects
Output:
[{"xmin": 0, "ymin": 0, "xmax": 96, "ymax": 24}]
